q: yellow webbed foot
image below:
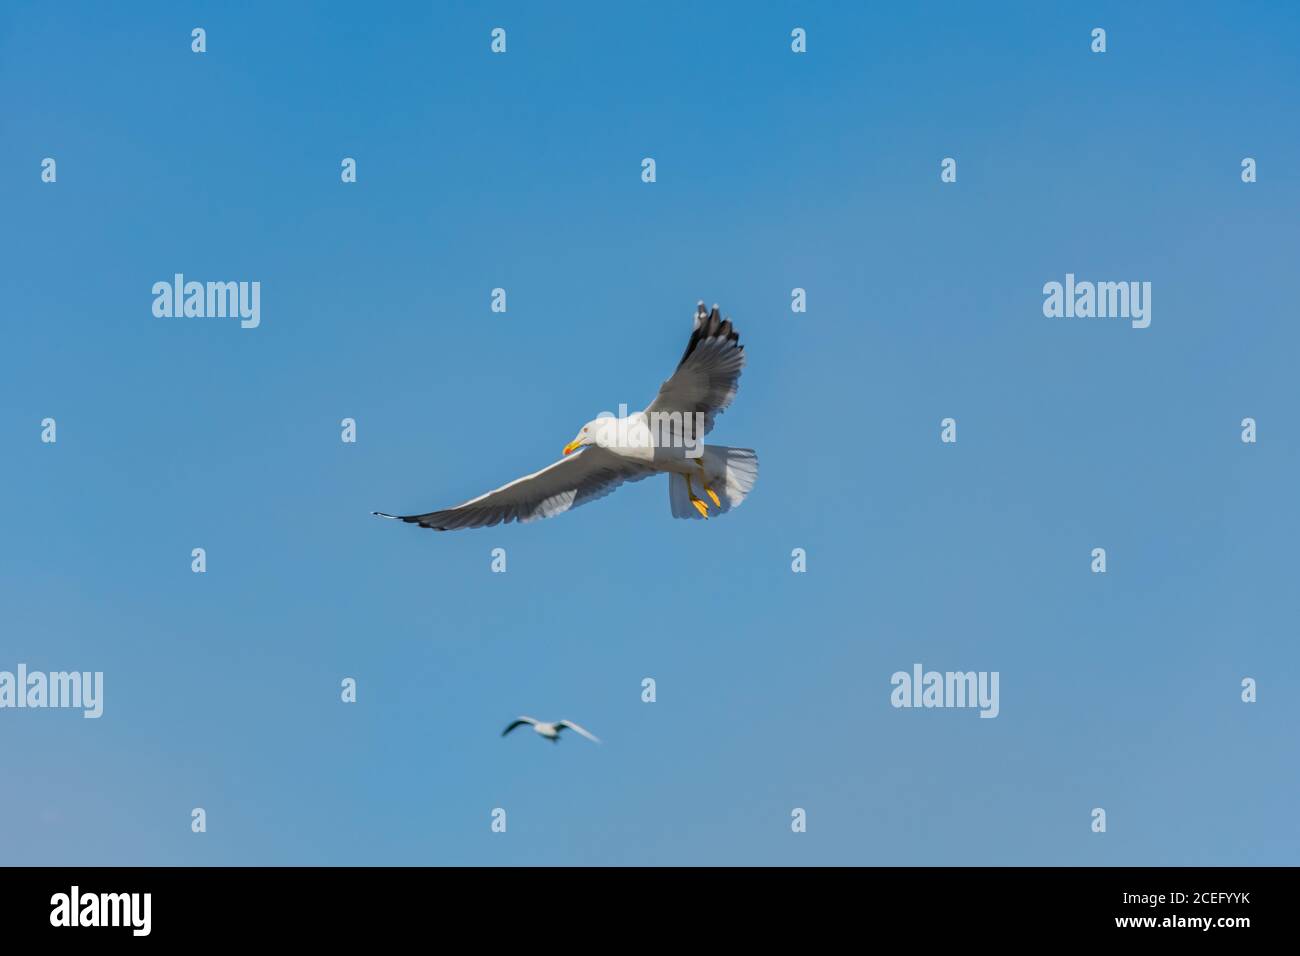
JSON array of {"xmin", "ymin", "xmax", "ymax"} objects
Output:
[
  {"xmin": 704, "ymin": 485, "xmax": 721, "ymax": 508},
  {"xmin": 686, "ymin": 475, "xmax": 710, "ymax": 518}
]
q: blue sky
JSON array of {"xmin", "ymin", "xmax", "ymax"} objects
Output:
[{"xmin": 1, "ymin": 1, "xmax": 1297, "ymax": 865}]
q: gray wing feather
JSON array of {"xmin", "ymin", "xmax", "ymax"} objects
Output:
[
  {"xmin": 502, "ymin": 719, "xmax": 532, "ymax": 737},
  {"xmin": 645, "ymin": 302, "xmax": 745, "ymax": 437},
  {"xmin": 375, "ymin": 447, "xmax": 652, "ymax": 531}
]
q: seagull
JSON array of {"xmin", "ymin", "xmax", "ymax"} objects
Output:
[
  {"xmin": 374, "ymin": 301, "xmax": 758, "ymax": 530},
  {"xmin": 501, "ymin": 716, "xmax": 601, "ymax": 745}
]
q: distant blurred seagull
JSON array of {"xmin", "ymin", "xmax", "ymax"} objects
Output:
[
  {"xmin": 374, "ymin": 301, "xmax": 758, "ymax": 530},
  {"xmin": 501, "ymin": 716, "xmax": 601, "ymax": 745}
]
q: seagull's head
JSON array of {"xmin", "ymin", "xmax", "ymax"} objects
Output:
[{"xmin": 563, "ymin": 417, "xmax": 612, "ymax": 456}]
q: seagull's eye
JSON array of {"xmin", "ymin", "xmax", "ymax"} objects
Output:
[{"xmin": 582, "ymin": 427, "xmax": 588, "ymax": 433}]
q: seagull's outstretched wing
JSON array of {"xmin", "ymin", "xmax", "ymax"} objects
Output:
[
  {"xmin": 375, "ymin": 447, "xmax": 653, "ymax": 531},
  {"xmin": 557, "ymin": 720, "xmax": 601, "ymax": 743},
  {"xmin": 645, "ymin": 302, "xmax": 745, "ymax": 438},
  {"xmin": 502, "ymin": 717, "xmax": 538, "ymax": 737}
]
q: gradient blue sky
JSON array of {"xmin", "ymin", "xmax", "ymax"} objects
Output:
[{"xmin": 2, "ymin": 1, "xmax": 1297, "ymax": 865}]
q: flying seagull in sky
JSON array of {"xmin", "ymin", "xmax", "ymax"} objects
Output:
[
  {"xmin": 501, "ymin": 716, "xmax": 601, "ymax": 744},
  {"xmin": 374, "ymin": 301, "xmax": 758, "ymax": 530}
]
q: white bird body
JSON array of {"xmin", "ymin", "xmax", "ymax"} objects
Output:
[
  {"xmin": 579, "ymin": 411, "xmax": 728, "ymax": 474},
  {"xmin": 375, "ymin": 302, "xmax": 758, "ymax": 530},
  {"xmin": 532, "ymin": 722, "xmax": 562, "ymax": 740},
  {"xmin": 501, "ymin": 716, "xmax": 600, "ymax": 744}
]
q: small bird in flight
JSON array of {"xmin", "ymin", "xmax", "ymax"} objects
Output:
[
  {"xmin": 374, "ymin": 301, "xmax": 757, "ymax": 530},
  {"xmin": 501, "ymin": 716, "xmax": 601, "ymax": 745}
]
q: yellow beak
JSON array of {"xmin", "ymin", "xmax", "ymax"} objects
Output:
[{"xmin": 562, "ymin": 438, "xmax": 583, "ymax": 456}]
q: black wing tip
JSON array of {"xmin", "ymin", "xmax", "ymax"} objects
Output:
[
  {"xmin": 679, "ymin": 299, "xmax": 742, "ymax": 367},
  {"xmin": 374, "ymin": 510, "xmax": 451, "ymax": 530}
]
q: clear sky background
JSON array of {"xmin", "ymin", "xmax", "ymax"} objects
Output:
[{"xmin": 1, "ymin": 1, "xmax": 1297, "ymax": 865}]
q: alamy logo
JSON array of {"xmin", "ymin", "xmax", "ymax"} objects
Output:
[
  {"xmin": 1042, "ymin": 273, "xmax": 1151, "ymax": 329},
  {"xmin": 50, "ymin": 886, "xmax": 151, "ymax": 936},
  {"xmin": 0, "ymin": 664, "xmax": 103, "ymax": 718},
  {"xmin": 152, "ymin": 274, "xmax": 261, "ymax": 328},
  {"xmin": 589, "ymin": 403, "xmax": 708, "ymax": 457},
  {"xmin": 890, "ymin": 663, "xmax": 999, "ymax": 718}
]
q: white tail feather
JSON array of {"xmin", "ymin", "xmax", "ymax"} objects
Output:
[{"xmin": 668, "ymin": 446, "xmax": 758, "ymax": 520}]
